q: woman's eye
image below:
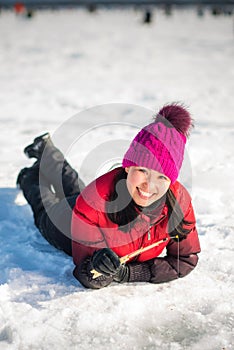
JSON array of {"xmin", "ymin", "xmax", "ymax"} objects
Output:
[
  {"xmin": 159, "ymin": 175, "xmax": 168, "ymax": 180},
  {"xmin": 138, "ymin": 168, "xmax": 147, "ymax": 174}
]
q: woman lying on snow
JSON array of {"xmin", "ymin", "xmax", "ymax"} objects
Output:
[{"xmin": 17, "ymin": 103, "xmax": 201, "ymax": 289}]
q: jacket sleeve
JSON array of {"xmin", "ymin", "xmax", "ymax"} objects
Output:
[
  {"xmin": 71, "ymin": 191, "xmax": 106, "ymax": 267},
  {"xmin": 149, "ymin": 228, "xmax": 200, "ymax": 283},
  {"xmin": 128, "ymin": 202, "xmax": 201, "ymax": 284}
]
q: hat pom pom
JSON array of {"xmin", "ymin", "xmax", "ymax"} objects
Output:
[{"xmin": 156, "ymin": 103, "xmax": 193, "ymax": 137}]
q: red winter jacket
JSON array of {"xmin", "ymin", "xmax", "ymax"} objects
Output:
[{"xmin": 71, "ymin": 168, "xmax": 201, "ymax": 284}]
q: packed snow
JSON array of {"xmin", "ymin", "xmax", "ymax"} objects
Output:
[{"xmin": 0, "ymin": 6, "xmax": 234, "ymax": 350}]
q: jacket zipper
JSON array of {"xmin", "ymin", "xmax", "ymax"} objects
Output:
[
  {"xmin": 148, "ymin": 226, "xmax": 152, "ymax": 240},
  {"xmin": 147, "ymin": 215, "xmax": 166, "ymax": 240}
]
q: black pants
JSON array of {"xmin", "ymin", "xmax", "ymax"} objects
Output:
[{"xmin": 22, "ymin": 144, "xmax": 85, "ymax": 256}]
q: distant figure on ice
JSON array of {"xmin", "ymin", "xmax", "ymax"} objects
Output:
[
  {"xmin": 13, "ymin": 2, "xmax": 34, "ymax": 19},
  {"xmin": 143, "ymin": 9, "xmax": 152, "ymax": 24},
  {"xmin": 197, "ymin": 5, "xmax": 204, "ymax": 17},
  {"xmin": 164, "ymin": 4, "xmax": 172, "ymax": 16},
  {"xmin": 211, "ymin": 7, "xmax": 223, "ymax": 16},
  {"xmin": 17, "ymin": 103, "xmax": 201, "ymax": 289},
  {"xmin": 13, "ymin": 2, "xmax": 26, "ymax": 15}
]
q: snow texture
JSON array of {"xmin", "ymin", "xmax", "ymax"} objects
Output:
[{"xmin": 0, "ymin": 7, "xmax": 234, "ymax": 350}]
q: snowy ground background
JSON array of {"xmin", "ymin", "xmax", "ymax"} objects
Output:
[{"xmin": 0, "ymin": 6, "xmax": 234, "ymax": 350}]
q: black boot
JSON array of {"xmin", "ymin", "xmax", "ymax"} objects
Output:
[
  {"xmin": 16, "ymin": 163, "xmax": 56, "ymax": 228},
  {"xmin": 16, "ymin": 163, "xmax": 39, "ymax": 191},
  {"xmin": 24, "ymin": 132, "xmax": 52, "ymax": 159}
]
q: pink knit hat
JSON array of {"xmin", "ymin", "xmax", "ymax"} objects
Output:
[{"xmin": 122, "ymin": 104, "xmax": 193, "ymax": 184}]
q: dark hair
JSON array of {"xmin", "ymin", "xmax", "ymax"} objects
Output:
[
  {"xmin": 166, "ymin": 188, "xmax": 193, "ymax": 240},
  {"xmin": 106, "ymin": 168, "xmax": 193, "ymax": 240}
]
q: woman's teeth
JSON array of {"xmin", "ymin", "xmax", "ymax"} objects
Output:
[{"xmin": 138, "ymin": 189, "xmax": 153, "ymax": 198}]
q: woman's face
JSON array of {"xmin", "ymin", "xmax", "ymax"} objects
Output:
[{"xmin": 125, "ymin": 166, "xmax": 171, "ymax": 207}]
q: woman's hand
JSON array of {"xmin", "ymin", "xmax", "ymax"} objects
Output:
[
  {"xmin": 92, "ymin": 248, "xmax": 121, "ymax": 276},
  {"xmin": 92, "ymin": 248, "xmax": 129, "ymax": 283},
  {"xmin": 73, "ymin": 257, "xmax": 114, "ymax": 289},
  {"xmin": 73, "ymin": 249, "xmax": 130, "ymax": 289}
]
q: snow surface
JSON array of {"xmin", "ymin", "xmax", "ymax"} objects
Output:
[{"xmin": 0, "ymin": 6, "xmax": 234, "ymax": 350}]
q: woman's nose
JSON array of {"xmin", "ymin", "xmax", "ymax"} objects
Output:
[{"xmin": 145, "ymin": 176, "xmax": 157, "ymax": 192}]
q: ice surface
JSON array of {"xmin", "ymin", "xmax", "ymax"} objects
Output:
[{"xmin": 0, "ymin": 7, "xmax": 233, "ymax": 350}]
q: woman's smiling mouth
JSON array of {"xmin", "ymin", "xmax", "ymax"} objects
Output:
[{"xmin": 137, "ymin": 187, "xmax": 155, "ymax": 199}]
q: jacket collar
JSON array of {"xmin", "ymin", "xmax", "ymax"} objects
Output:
[{"xmin": 135, "ymin": 197, "xmax": 168, "ymax": 225}]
